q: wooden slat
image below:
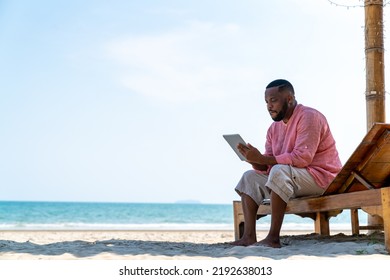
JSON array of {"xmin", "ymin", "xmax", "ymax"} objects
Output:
[
  {"xmin": 285, "ymin": 189, "xmax": 382, "ymax": 214},
  {"xmin": 355, "ymin": 130, "xmax": 390, "ymax": 173},
  {"xmin": 334, "ymin": 130, "xmax": 390, "ymax": 193},
  {"xmin": 325, "ymin": 123, "xmax": 390, "ymax": 194},
  {"xmin": 352, "ymin": 171, "xmax": 375, "ymax": 190}
]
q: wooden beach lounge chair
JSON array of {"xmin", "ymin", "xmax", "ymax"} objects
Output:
[{"xmin": 233, "ymin": 122, "xmax": 390, "ymax": 253}]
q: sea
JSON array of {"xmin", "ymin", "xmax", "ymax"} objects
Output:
[{"xmin": 0, "ymin": 201, "xmax": 367, "ymax": 231}]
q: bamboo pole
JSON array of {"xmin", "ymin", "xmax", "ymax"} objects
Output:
[{"xmin": 364, "ymin": 0, "xmax": 385, "ymax": 231}]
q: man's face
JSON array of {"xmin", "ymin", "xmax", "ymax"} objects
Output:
[{"xmin": 264, "ymin": 87, "xmax": 289, "ymax": 122}]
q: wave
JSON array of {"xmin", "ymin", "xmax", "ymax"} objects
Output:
[{"xmin": 0, "ymin": 222, "xmax": 353, "ymax": 231}]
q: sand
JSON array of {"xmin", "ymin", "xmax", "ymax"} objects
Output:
[{"xmin": 0, "ymin": 230, "xmax": 389, "ymax": 260}]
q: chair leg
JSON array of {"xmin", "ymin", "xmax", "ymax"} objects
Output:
[
  {"xmin": 351, "ymin": 208, "xmax": 360, "ymax": 235},
  {"xmin": 314, "ymin": 212, "xmax": 330, "ymax": 235},
  {"xmin": 233, "ymin": 201, "xmax": 242, "ymax": 240}
]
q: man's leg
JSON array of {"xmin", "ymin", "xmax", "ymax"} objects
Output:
[
  {"xmin": 230, "ymin": 193, "xmax": 259, "ymax": 246},
  {"xmin": 255, "ymin": 164, "xmax": 321, "ymax": 248},
  {"xmin": 256, "ymin": 191, "xmax": 287, "ymax": 248},
  {"xmin": 231, "ymin": 170, "xmax": 270, "ymax": 246}
]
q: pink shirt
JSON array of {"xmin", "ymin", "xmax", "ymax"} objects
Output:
[{"xmin": 264, "ymin": 104, "xmax": 342, "ymax": 188}]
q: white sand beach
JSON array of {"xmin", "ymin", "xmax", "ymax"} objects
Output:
[{"xmin": 0, "ymin": 230, "xmax": 389, "ymax": 260}]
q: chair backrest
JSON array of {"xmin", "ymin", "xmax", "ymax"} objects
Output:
[{"xmin": 325, "ymin": 123, "xmax": 390, "ymax": 195}]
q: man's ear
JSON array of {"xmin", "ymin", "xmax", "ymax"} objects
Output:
[{"xmin": 287, "ymin": 93, "xmax": 294, "ymax": 105}]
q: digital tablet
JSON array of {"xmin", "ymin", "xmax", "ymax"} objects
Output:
[{"xmin": 223, "ymin": 134, "xmax": 248, "ymax": 161}]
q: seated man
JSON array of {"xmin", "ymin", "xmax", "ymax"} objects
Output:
[{"xmin": 231, "ymin": 79, "xmax": 342, "ymax": 248}]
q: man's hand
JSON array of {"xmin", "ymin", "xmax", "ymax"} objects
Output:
[
  {"xmin": 237, "ymin": 143, "xmax": 262, "ymax": 163},
  {"xmin": 237, "ymin": 143, "xmax": 275, "ymax": 171}
]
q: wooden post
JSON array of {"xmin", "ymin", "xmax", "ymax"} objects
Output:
[{"xmin": 364, "ymin": 0, "xmax": 385, "ymax": 231}]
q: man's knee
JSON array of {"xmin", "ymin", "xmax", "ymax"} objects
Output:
[
  {"xmin": 242, "ymin": 169, "xmax": 257, "ymax": 179},
  {"xmin": 267, "ymin": 164, "xmax": 294, "ymax": 202},
  {"xmin": 269, "ymin": 164, "xmax": 291, "ymax": 178}
]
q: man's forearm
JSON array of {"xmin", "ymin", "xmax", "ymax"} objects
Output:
[
  {"xmin": 249, "ymin": 155, "xmax": 277, "ymax": 171},
  {"xmin": 257, "ymin": 155, "xmax": 277, "ymax": 166}
]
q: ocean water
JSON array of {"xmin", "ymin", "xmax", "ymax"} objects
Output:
[{"xmin": 0, "ymin": 201, "xmax": 367, "ymax": 231}]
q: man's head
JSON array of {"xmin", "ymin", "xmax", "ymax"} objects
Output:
[{"xmin": 264, "ymin": 79, "xmax": 296, "ymax": 122}]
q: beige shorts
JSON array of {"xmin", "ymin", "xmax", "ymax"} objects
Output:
[{"xmin": 235, "ymin": 164, "xmax": 325, "ymax": 205}]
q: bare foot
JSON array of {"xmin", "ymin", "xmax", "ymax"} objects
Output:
[
  {"xmin": 255, "ymin": 237, "xmax": 281, "ymax": 248},
  {"xmin": 228, "ymin": 236, "xmax": 257, "ymax": 246}
]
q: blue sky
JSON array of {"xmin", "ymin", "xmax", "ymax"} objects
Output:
[{"xmin": 0, "ymin": 0, "xmax": 389, "ymax": 204}]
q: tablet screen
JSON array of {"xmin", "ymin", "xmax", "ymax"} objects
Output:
[{"xmin": 223, "ymin": 134, "xmax": 247, "ymax": 161}]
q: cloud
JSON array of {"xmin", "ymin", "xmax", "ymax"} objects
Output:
[{"xmin": 105, "ymin": 21, "xmax": 263, "ymax": 104}]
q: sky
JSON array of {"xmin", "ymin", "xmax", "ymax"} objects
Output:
[{"xmin": 0, "ymin": 0, "xmax": 389, "ymax": 204}]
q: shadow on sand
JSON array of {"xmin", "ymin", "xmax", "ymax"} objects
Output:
[{"xmin": 0, "ymin": 232, "xmax": 387, "ymax": 259}]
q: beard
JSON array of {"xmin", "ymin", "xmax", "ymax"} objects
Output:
[{"xmin": 272, "ymin": 101, "xmax": 288, "ymax": 122}]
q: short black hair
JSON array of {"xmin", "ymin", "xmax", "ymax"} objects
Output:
[{"xmin": 266, "ymin": 79, "xmax": 294, "ymax": 94}]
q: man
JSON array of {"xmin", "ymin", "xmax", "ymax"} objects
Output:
[{"xmin": 231, "ymin": 79, "xmax": 342, "ymax": 248}]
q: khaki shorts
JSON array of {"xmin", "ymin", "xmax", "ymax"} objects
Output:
[{"xmin": 235, "ymin": 164, "xmax": 325, "ymax": 205}]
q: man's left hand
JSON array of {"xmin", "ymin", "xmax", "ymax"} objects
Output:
[{"xmin": 237, "ymin": 143, "xmax": 263, "ymax": 163}]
